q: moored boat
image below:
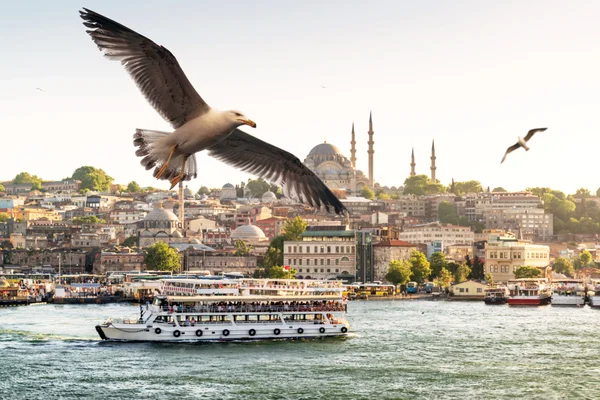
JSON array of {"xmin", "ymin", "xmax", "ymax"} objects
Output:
[
  {"xmin": 507, "ymin": 279, "xmax": 552, "ymax": 306},
  {"xmin": 551, "ymin": 279, "xmax": 585, "ymax": 306},
  {"xmin": 95, "ymin": 278, "xmax": 350, "ymax": 342},
  {"xmin": 483, "ymin": 286, "xmax": 509, "ymax": 305},
  {"xmin": 588, "ymin": 279, "xmax": 600, "ymax": 308}
]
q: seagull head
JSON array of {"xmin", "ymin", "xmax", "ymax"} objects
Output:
[{"xmin": 227, "ymin": 110, "xmax": 256, "ymax": 128}]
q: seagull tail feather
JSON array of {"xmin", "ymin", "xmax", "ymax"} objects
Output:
[{"xmin": 133, "ymin": 129, "xmax": 197, "ymax": 183}]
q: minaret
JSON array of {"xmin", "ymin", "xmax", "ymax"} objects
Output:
[
  {"xmin": 367, "ymin": 111, "xmax": 374, "ymax": 187},
  {"xmin": 430, "ymin": 139, "xmax": 437, "ymax": 182},
  {"xmin": 410, "ymin": 148, "xmax": 416, "ymax": 177},
  {"xmin": 178, "ymin": 182, "xmax": 184, "ymax": 230},
  {"xmin": 350, "ymin": 122, "xmax": 357, "ymax": 169}
]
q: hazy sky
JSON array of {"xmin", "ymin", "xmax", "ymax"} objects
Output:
[{"xmin": 2, "ymin": 0, "xmax": 599, "ymax": 194}]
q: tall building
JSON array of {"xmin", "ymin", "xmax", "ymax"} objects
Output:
[
  {"xmin": 367, "ymin": 112, "xmax": 375, "ymax": 187},
  {"xmin": 410, "ymin": 148, "xmax": 416, "ymax": 177},
  {"xmin": 350, "ymin": 122, "xmax": 357, "ymax": 169},
  {"xmin": 430, "ymin": 140, "xmax": 437, "ymax": 182},
  {"xmin": 485, "ymin": 235, "xmax": 550, "ymax": 282},
  {"xmin": 356, "ymin": 230, "xmax": 374, "ymax": 283}
]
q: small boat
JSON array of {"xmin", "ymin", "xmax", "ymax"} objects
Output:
[
  {"xmin": 588, "ymin": 279, "xmax": 600, "ymax": 308},
  {"xmin": 507, "ymin": 279, "xmax": 552, "ymax": 306},
  {"xmin": 551, "ymin": 280, "xmax": 585, "ymax": 306},
  {"xmin": 483, "ymin": 286, "xmax": 509, "ymax": 305}
]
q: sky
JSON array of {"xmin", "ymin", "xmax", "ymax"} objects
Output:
[{"xmin": 1, "ymin": 0, "xmax": 599, "ymax": 195}]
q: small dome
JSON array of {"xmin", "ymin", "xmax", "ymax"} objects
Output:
[
  {"xmin": 172, "ymin": 230, "xmax": 183, "ymax": 238},
  {"xmin": 199, "ymin": 194, "xmax": 208, "ymax": 200},
  {"xmin": 308, "ymin": 142, "xmax": 343, "ymax": 156},
  {"xmin": 223, "ymin": 183, "xmax": 234, "ymax": 189},
  {"xmin": 231, "ymin": 224, "xmax": 266, "ymax": 240},
  {"xmin": 261, "ymin": 191, "xmax": 277, "ymax": 202},
  {"xmin": 144, "ymin": 203, "xmax": 178, "ymax": 222}
]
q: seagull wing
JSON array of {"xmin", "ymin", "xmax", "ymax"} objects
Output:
[
  {"xmin": 501, "ymin": 143, "xmax": 521, "ymax": 164},
  {"xmin": 208, "ymin": 129, "xmax": 347, "ymax": 215},
  {"xmin": 80, "ymin": 8, "xmax": 208, "ymax": 129},
  {"xmin": 523, "ymin": 127, "xmax": 547, "ymax": 142}
]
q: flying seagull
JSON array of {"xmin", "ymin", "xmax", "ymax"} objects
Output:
[
  {"xmin": 36, "ymin": 88, "xmax": 45, "ymax": 92},
  {"xmin": 80, "ymin": 8, "xmax": 346, "ymax": 215},
  {"xmin": 500, "ymin": 128, "xmax": 547, "ymax": 164}
]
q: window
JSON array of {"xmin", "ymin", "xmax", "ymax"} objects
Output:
[
  {"xmin": 299, "ymin": 246, "xmax": 302, "ymax": 253},
  {"xmin": 320, "ymin": 259, "xmax": 324, "ymax": 265},
  {"xmin": 306, "ymin": 247, "xmax": 310, "ymax": 254},
  {"xmin": 327, "ymin": 269, "xmax": 330, "ymax": 273},
  {"xmin": 335, "ymin": 246, "xmax": 339, "ymax": 252},
  {"xmin": 299, "ymin": 259, "xmax": 302, "ymax": 265},
  {"xmin": 327, "ymin": 246, "xmax": 331, "ymax": 253},
  {"xmin": 327, "ymin": 259, "xmax": 331, "ymax": 266},
  {"xmin": 293, "ymin": 246, "xmax": 297, "ymax": 253},
  {"xmin": 459, "ymin": 288, "xmax": 465, "ymax": 293},
  {"xmin": 288, "ymin": 246, "xmax": 291, "ymax": 253},
  {"xmin": 307, "ymin": 259, "xmax": 310, "ymax": 265},
  {"xmin": 336, "ymin": 259, "xmax": 339, "ymax": 265},
  {"xmin": 314, "ymin": 246, "xmax": 318, "ymax": 253},
  {"xmin": 477, "ymin": 288, "xmax": 482, "ymax": 293}
]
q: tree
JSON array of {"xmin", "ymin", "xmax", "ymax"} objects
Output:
[
  {"xmin": 245, "ymin": 178, "xmax": 270, "ymax": 198},
  {"xmin": 429, "ymin": 252, "xmax": 448, "ymax": 278},
  {"xmin": 122, "ymin": 236, "xmax": 138, "ymax": 247},
  {"xmin": 403, "ymin": 174, "xmax": 446, "ymax": 196},
  {"xmin": 263, "ymin": 236, "xmax": 284, "ymax": 269},
  {"xmin": 12, "ymin": 172, "xmax": 42, "ymax": 190},
  {"xmin": 514, "ymin": 266, "xmax": 543, "ymax": 279},
  {"xmin": 492, "ymin": 187, "xmax": 507, "ymax": 192},
  {"xmin": 450, "ymin": 180, "xmax": 483, "ymax": 196},
  {"xmin": 434, "ymin": 267, "xmax": 453, "ymax": 288},
  {"xmin": 578, "ymin": 250, "xmax": 593, "ymax": 269},
  {"xmin": 385, "ymin": 260, "xmax": 412, "ymax": 286},
  {"xmin": 0, "ymin": 183, "xmax": 4, "ymax": 192},
  {"xmin": 408, "ymin": 250, "xmax": 431, "ymax": 284},
  {"xmin": 552, "ymin": 257, "xmax": 574, "ymax": 277},
  {"xmin": 438, "ymin": 202, "xmax": 458, "ymax": 224},
  {"xmin": 454, "ymin": 262, "xmax": 472, "ymax": 283},
  {"xmin": 575, "ymin": 188, "xmax": 591, "ymax": 198},
  {"xmin": 72, "ymin": 166, "xmax": 113, "ymax": 192},
  {"xmin": 198, "ymin": 186, "xmax": 210, "ymax": 195},
  {"xmin": 596, "ymin": 187, "xmax": 600, "ymax": 198},
  {"xmin": 126, "ymin": 181, "xmax": 142, "ymax": 193},
  {"xmin": 144, "ymin": 241, "xmax": 180, "ymax": 272},
  {"xmin": 72, "ymin": 216, "xmax": 106, "ymax": 225},
  {"xmin": 268, "ymin": 266, "xmax": 297, "ymax": 279},
  {"xmin": 360, "ymin": 187, "xmax": 375, "ymax": 200},
  {"xmin": 235, "ymin": 240, "xmax": 253, "ymax": 256},
  {"xmin": 377, "ymin": 192, "xmax": 391, "ymax": 200},
  {"xmin": 484, "ymin": 272, "xmax": 494, "ymax": 285},
  {"xmin": 471, "ymin": 255, "xmax": 484, "ymax": 280},
  {"xmin": 281, "ymin": 217, "xmax": 308, "ymax": 241}
]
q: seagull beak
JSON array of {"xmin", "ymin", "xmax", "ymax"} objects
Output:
[{"xmin": 241, "ymin": 119, "xmax": 257, "ymax": 128}]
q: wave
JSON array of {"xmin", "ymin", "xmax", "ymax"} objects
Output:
[{"xmin": 0, "ymin": 328, "xmax": 97, "ymax": 343}]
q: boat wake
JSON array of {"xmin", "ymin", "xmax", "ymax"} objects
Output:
[{"xmin": 0, "ymin": 328, "xmax": 96, "ymax": 343}]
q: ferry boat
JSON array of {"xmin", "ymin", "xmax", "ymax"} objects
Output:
[
  {"xmin": 588, "ymin": 279, "xmax": 600, "ymax": 308},
  {"xmin": 551, "ymin": 279, "xmax": 585, "ymax": 306},
  {"xmin": 507, "ymin": 279, "xmax": 552, "ymax": 306},
  {"xmin": 95, "ymin": 278, "xmax": 350, "ymax": 341},
  {"xmin": 483, "ymin": 286, "xmax": 509, "ymax": 305}
]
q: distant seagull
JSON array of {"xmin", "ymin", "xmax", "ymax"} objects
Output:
[
  {"xmin": 79, "ymin": 8, "xmax": 346, "ymax": 214},
  {"xmin": 35, "ymin": 88, "xmax": 45, "ymax": 92},
  {"xmin": 320, "ymin": 85, "xmax": 327, "ymax": 89},
  {"xmin": 500, "ymin": 128, "xmax": 548, "ymax": 164}
]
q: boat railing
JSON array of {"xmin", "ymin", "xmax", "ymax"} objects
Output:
[{"xmin": 160, "ymin": 304, "xmax": 346, "ymax": 314}]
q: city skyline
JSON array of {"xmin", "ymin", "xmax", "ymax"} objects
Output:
[{"xmin": 2, "ymin": 1, "xmax": 600, "ymax": 194}]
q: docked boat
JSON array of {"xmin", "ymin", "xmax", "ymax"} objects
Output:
[
  {"xmin": 551, "ymin": 280, "xmax": 585, "ymax": 306},
  {"xmin": 95, "ymin": 278, "xmax": 350, "ymax": 341},
  {"xmin": 507, "ymin": 279, "xmax": 552, "ymax": 306},
  {"xmin": 588, "ymin": 279, "xmax": 600, "ymax": 308},
  {"xmin": 483, "ymin": 286, "xmax": 509, "ymax": 305}
]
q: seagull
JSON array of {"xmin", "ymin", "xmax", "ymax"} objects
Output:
[
  {"xmin": 80, "ymin": 8, "xmax": 347, "ymax": 215},
  {"xmin": 500, "ymin": 128, "xmax": 547, "ymax": 164},
  {"xmin": 35, "ymin": 88, "xmax": 45, "ymax": 92}
]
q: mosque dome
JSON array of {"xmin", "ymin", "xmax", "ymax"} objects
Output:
[
  {"xmin": 308, "ymin": 142, "xmax": 343, "ymax": 157},
  {"xmin": 231, "ymin": 224, "xmax": 266, "ymax": 241},
  {"xmin": 144, "ymin": 203, "xmax": 178, "ymax": 222},
  {"xmin": 223, "ymin": 183, "xmax": 234, "ymax": 189},
  {"xmin": 261, "ymin": 191, "xmax": 277, "ymax": 203}
]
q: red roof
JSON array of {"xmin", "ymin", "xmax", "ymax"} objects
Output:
[{"xmin": 374, "ymin": 239, "xmax": 417, "ymax": 247}]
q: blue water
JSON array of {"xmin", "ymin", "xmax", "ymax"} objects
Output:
[{"xmin": 1, "ymin": 301, "xmax": 599, "ymax": 399}]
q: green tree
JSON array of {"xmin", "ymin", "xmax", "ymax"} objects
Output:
[
  {"xmin": 492, "ymin": 187, "xmax": 507, "ymax": 192},
  {"xmin": 408, "ymin": 250, "xmax": 431, "ymax": 284},
  {"xmin": 596, "ymin": 187, "xmax": 600, "ymax": 198},
  {"xmin": 245, "ymin": 178, "xmax": 270, "ymax": 197},
  {"xmin": 514, "ymin": 266, "xmax": 543, "ymax": 278},
  {"xmin": 72, "ymin": 216, "xmax": 106, "ymax": 225},
  {"xmin": 429, "ymin": 252, "xmax": 448, "ymax": 278},
  {"xmin": 144, "ymin": 241, "xmax": 180, "ymax": 272},
  {"xmin": 12, "ymin": 172, "xmax": 42, "ymax": 190},
  {"xmin": 451, "ymin": 180, "xmax": 483, "ymax": 195},
  {"xmin": 403, "ymin": 174, "xmax": 446, "ymax": 196},
  {"xmin": 552, "ymin": 257, "xmax": 574, "ymax": 277},
  {"xmin": 484, "ymin": 272, "xmax": 494, "ymax": 285},
  {"xmin": 360, "ymin": 187, "xmax": 375, "ymax": 200},
  {"xmin": 126, "ymin": 181, "xmax": 142, "ymax": 193},
  {"xmin": 198, "ymin": 186, "xmax": 210, "ymax": 195},
  {"xmin": 0, "ymin": 183, "xmax": 5, "ymax": 192},
  {"xmin": 234, "ymin": 240, "xmax": 253, "ymax": 256},
  {"xmin": 268, "ymin": 266, "xmax": 296, "ymax": 279},
  {"xmin": 71, "ymin": 166, "xmax": 113, "ymax": 192},
  {"xmin": 122, "ymin": 236, "xmax": 138, "ymax": 247},
  {"xmin": 263, "ymin": 236, "xmax": 284, "ymax": 269},
  {"xmin": 578, "ymin": 250, "xmax": 593, "ymax": 269},
  {"xmin": 0, "ymin": 214, "xmax": 8, "ymax": 223},
  {"xmin": 434, "ymin": 267, "xmax": 453, "ymax": 288},
  {"xmin": 438, "ymin": 202, "xmax": 458, "ymax": 224},
  {"xmin": 281, "ymin": 217, "xmax": 308, "ymax": 241},
  {"xmin": 454, "ymin": 262, "xmax": 472, "ymax": 283},
  {"xmin": 575, "ymin": 188, "xmax": 591, "ymax": 198},
  {"xmin": 385, "ymin": 259, "xmax": 412, "ymax": 286}
]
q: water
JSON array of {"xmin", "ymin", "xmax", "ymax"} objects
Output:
[{"xmin": 1, "ymin": 301, "xmax": 599, "ymax": 400}]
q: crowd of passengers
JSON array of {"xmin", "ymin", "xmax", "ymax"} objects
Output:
[{"xmin": 158, "ymin": 300, "xmax": 346, "ymax": 314}]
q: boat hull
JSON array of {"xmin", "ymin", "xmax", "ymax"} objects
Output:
[
  {"xmin": 551, "ymin": 296, "xmax": 585, "ymax": 306},
  {"xmin": 96, "ymin": 323, "xmax": 350, "ymax": 342},
  {"xmin": 484, "ymin": 297, "xmax": 507, "ymax": 305},
  {"xmin": 589, "ymin": 296, "xmax": 600, "ymax": 308},
  {"xmin": 507, "ymin": 296, "xmax": 551, "ymax": 306}
]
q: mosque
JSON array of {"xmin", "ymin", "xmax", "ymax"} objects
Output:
[{"xmin": 303, "ymin": 112, "xmax": 439, "ymax": 195}]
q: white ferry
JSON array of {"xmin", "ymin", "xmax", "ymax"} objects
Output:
[
  {"xmin": 551, "ymin": 279, "xmax": 585, "ymax": 306},
  {"xmin": 588, "ymin": 279, "xmax": 600, "ymax": 308},
  {"xmin": 507, "ymin": 279, "xmax": 552, "ymax": 306},
  {"xmin": 95, "ymin": 278, "xmax": 350, "ymax": 341}
]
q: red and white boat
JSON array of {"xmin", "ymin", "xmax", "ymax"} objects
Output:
[{"xmin": 507, "ymin": 279, "xmax": 552, "ymax": 306}]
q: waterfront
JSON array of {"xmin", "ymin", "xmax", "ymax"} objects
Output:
[{"xmin": 1, "ymin": 301, "xmax": 599, "ymax": 399}]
